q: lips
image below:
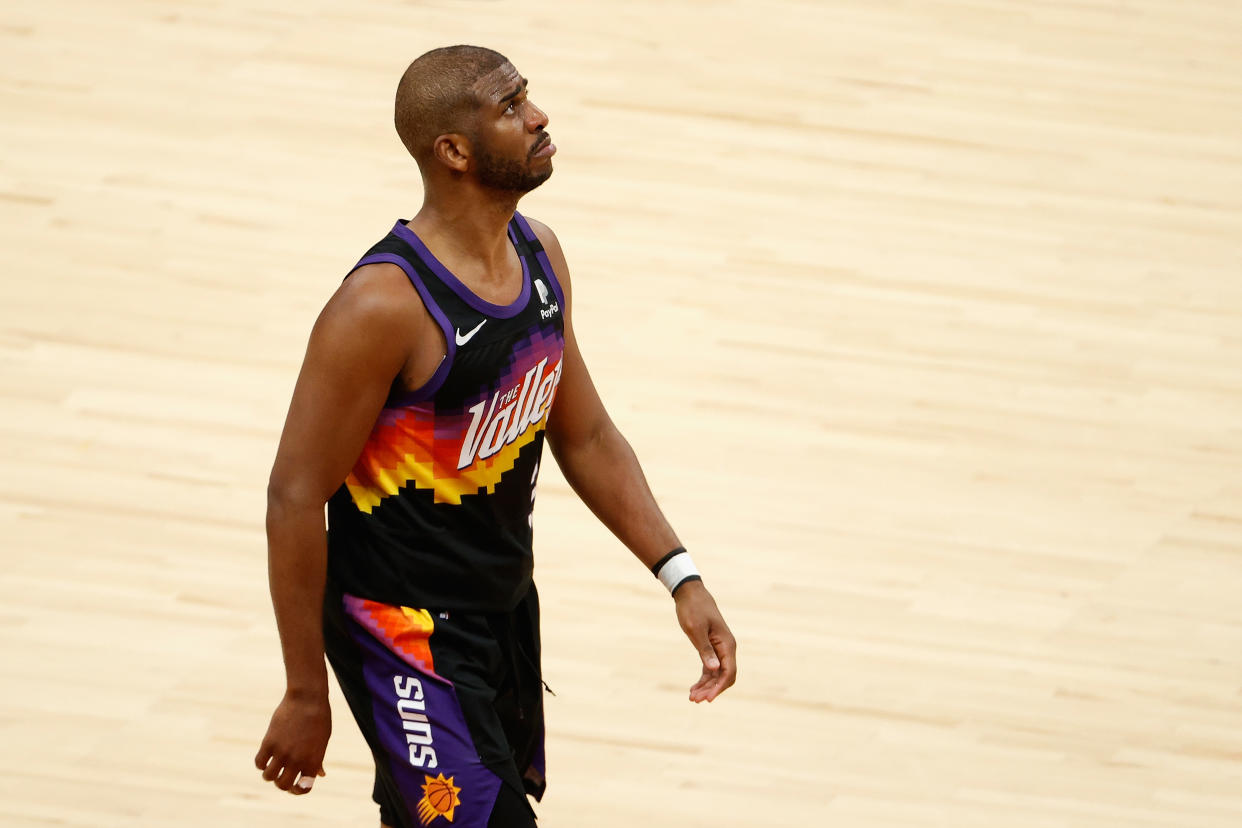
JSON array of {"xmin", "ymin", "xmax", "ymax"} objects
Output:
[{"xmin": 531, "ymin": 134, "xmax": 556, "ymax": 158}]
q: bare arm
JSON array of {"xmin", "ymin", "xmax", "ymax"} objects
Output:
[
  {"xmin": 532, "ymin": 219, "xmax": 737, "ymax": 702},
  {"xmin": 255, "ymin": 264, "xmax": 431, "ymax": 792},
  {"xmin": 544, "ymin": 283, "xmax": 680, "ymax": 568}
]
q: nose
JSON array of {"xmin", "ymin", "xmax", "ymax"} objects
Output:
[{"xmin": 528, "ymin": 101, "xmax": 548, "ymax": 132}]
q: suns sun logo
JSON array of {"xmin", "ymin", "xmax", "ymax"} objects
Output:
[{"xmin": 416, "ymin": 773, "xmax": 462, "ymax": 825}]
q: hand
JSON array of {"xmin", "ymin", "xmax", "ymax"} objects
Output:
[
  {"xmin": 254, "ymin": 690, "xmax": 331, "ymax": 794},
  {"xmin": 674, "ymin": 580, "xmax": 737, "ymax": 703}
]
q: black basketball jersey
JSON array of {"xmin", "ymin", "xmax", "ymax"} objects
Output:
[{"xmin": 326, "ymin": 212, "xmax": 566, "ymax": 612}]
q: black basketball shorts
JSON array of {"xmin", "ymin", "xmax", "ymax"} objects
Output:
[{"xmin": 323, "ymin": 582, "xmax": 546, "ymax": 828}]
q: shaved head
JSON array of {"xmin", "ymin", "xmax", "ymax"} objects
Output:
[{"xmin": 394, "ymin": 45, "xmax": 511, "ymax": 164}]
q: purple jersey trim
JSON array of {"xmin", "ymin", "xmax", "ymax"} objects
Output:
[
  {"xmin": 351, "ymin": 253, "xmax": 454, "ymax": 405},
  {"xmin": 511, "ymin": 212, "xmax": 566, "ymax": 310},
  {"xmin": 390, "ymin": 221, "xmax": 532, "ymax": 319}
]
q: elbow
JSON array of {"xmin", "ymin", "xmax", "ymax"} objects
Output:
[
  {"xmin": 549, "ymin": 417, "xmax": 619, "ymax": 478},
  {"xmin": 266, "ymin": 473, "xmax": 327, "ymax": 530},
  {"xmin": 265, "ymin": 478, "xmax": 293, "ymax": 532}
]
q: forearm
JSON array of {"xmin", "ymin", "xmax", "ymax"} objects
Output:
[
  {"xmin": 265, "ymin": 495, "xmax": 330, "ymax": 698},
  {"xmin": 554, "ymin": 422, "xmax": 736, "ymax": 700},
  {"xmin": 551, "ymin": 422, "xmax": 680, "ymax": 570}
]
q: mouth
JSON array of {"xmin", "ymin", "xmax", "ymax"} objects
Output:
[{"xmin": 531, "ymin": 134, "xmax": 556, "ymax": 158}]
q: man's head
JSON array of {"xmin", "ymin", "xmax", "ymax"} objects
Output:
[{"xmin": 394, "ymin": 46, "xmax": 555, "ymax": 193}]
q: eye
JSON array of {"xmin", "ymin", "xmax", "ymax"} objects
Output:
[{"xmin": 504, "ymin": 101, "xmax": 516, "ymax": 115}]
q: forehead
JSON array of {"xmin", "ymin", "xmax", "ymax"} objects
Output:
[{"xmin": 471, "ymin": 61, "xmax": 522, "ymax": 102}]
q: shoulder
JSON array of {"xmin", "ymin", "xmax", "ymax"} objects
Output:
[
  {"xmin": 520, "ymin": 215, "xmax": 571, "ymax": 288},
  {"xmin": 317, "ymin": 261, "xmax": 426, "ymax": 341},
  {"xmin": 522, "ymin": 215, "xmax": 557, "ymax": 246}
]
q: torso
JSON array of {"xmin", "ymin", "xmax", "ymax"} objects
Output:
[{"xmin": 325, "ymin": 212, "xmax": 567, "ymax": 612}]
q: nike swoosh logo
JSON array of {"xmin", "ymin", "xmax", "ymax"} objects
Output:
[{"xmin": 455, "ymin": 320, "xmax": 486, "ymax": 346}]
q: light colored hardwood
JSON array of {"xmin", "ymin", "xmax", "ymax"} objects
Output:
[{"xmin": 2, "ymin": 1, "xmax": 1241, "ymax": 825}]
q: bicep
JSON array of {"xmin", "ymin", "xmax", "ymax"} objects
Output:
[
  {"xmin": 546, "ymin": 316, "xmax": 612, "ymax": 454},
  {"xmin": 268, "ymin": 273, "xmax": 414, "ymax": 505},
  {"xmin": 527, "ymin": 219, "xmax": 613, "ymax": 453}
]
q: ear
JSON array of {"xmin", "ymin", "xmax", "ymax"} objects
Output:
[{"xmin": 432, "ymin": 133, "xmax": 471, "ymax": 173}]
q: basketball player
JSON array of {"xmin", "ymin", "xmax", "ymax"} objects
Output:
[{"xmin": 253, "ymin": 46, "xmax": 737, "ymax": 828}]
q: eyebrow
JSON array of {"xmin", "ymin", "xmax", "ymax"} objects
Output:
[{"xmin": 499, "ymin": 78, "xmax": 528, "ymax": 105}]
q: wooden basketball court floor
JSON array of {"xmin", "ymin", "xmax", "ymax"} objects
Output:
[{"xmin": 2, "ymin": 1, "xmax": 1241, "ymax": 825}]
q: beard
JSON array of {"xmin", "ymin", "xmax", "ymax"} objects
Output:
[{"xmin": 473, "ymin": 141, "xmax": 553, "ymax": 193}]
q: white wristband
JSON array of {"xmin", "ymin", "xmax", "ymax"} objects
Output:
[{"xmin": 652, "ymin": 548, "xmax": 701, "ymax": 595}]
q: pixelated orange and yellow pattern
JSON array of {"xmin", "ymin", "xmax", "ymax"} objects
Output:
[
  {"xmin": 343, "ymin": 595, "xmax": 438, "ymax": 678},
  {"xmin": 344, "ymin": 404, "xmax": 542, "ymax": 511}
]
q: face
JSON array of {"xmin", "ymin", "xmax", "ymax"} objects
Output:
[{"xmin": 468, "ymin": 62, "xmax": 555, "ymax": 193}]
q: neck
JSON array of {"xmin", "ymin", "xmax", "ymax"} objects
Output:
[{"xmin": 407, "ymin": 182, "xmax": 521, "ymax": 276}]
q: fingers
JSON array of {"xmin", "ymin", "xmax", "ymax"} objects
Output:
[
  {"xmin": 256, "ymin": 698, "xmax": 331, "ymax": 795},
  {"xmin": 290, "ymin": 765, "xmax": 326, "ymax": 794},
  {"xmin": 275, "ymin": 755, "xmax": 325, "ymax": 793},
  {"xmin": 687, "ymin": 652, "xmax": 721, "ymax": 703},
  {"xmin": 711, "ymin": 632, "xmax": 738, "ymax": 699},
  {"xmin": 719, "ymin": 644, "xmax": 737, "ymax": 692},
  {"xmin": 258, "ymin": 756, "xmax": 320, "ymax": 794},
  {"xmin": 688, "ymin": 659, "xmax": 727, "ymax": 703},
  {"xmin": 688, "ymin": 627, "xmax": 737, "ymax": 703},
  {"xmin": 257, "ymin": 747, "xmax": 323, "ymax": 794},
  {"xmin": 682, "ymin": 611, "xmax": 721, "ymax": 673},
  {"xmin": 276, "ymin": 760, "xmax": 303, "ymax": 792},
  {"xmin": 693, "ymin": 657, "xmax": 735, "ymax": 702},
  {"xmin": 254, "ymin": 741, "xmax": 273, "ymax": 772},
  {"xmin": 675, "ymin": 585, "xmax": 738, "ymax": 704},
  {"xmin": 697, "ymin": 641, "xmax": 720, "ymax": 672},
  {"xmin": 261, "ymin": 752, "xmax": 283, "ymax": 782},
  {"xmin": 688, "ymin": 670, "xmax": 717, "ymax": 702}
]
